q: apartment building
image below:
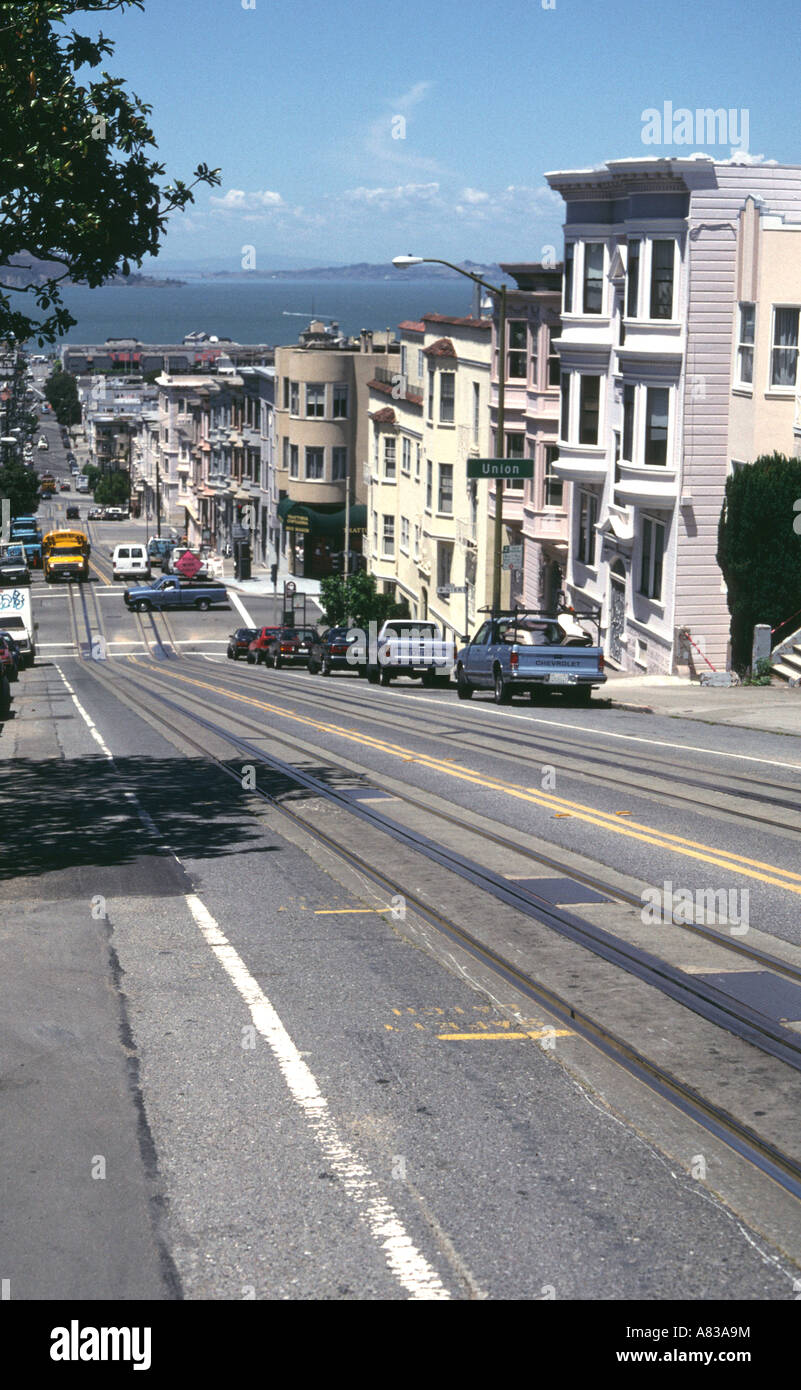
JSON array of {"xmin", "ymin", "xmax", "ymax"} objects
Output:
[
  {"xmin": 490, "ymin": 263, "xmax": 565, "ymax": 611},
  {"xmin": 274, "ymin": 322, "xmax": 399, "ymax": 577},
  {"xmin": 546, "ymin": 156, "xmax": 801, "ymax": 673},
  {"xmin": 366, "ymin": 314, "xmax": 492, "ymax": 642}
]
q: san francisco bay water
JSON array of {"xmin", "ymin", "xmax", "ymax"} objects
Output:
[{"xmin": 29, "ymin": 277, "xmax": 484, "ymax": 348}]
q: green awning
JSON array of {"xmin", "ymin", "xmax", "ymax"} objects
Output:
[{"xmin": 278, "ymin": 499, "xmax": 367, "ymax": 537}]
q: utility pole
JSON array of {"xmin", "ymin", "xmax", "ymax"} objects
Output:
[{"xmin": 156, "ymin": 461, "xmax": 161, "ymax": 538}]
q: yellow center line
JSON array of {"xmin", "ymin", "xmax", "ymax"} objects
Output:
[
  {"xmin": 127, "ymin": 659, "xmax": 801, "ymax": 895},
  {"xmin": 438, "ymin": 1029, "xmax": 574, "ymax": 1041}
]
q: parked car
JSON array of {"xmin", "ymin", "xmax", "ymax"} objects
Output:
[
  {"xmin": 0, "ymin": 667, "xmax": 10, "ymax": 718},
  {"xmin": 227, "ymin": 627, "xmax": 259, "ymax": 660},
  {"xmin": 454, "ymin": 609, "xmax": 606, "ymax": 705},
  {"xmin": 59, "ymin": 481, "xmax": 70, "ymax": 491},
  {"xmin": 87, "ymin": 507, "xmax": 104, "ymax": 520},
  {"xmin": 0, "ymin": 631, "xmax": 21, "ymax": 681},
  {"xmin": 65, "ymin": 505, "xmax": 80, "ymax": 520},
  {"xmin": 247, "ymin": 626, "xmax": 281, "ymax": 665},
  {"xmin": 103, "ymin": 505, "xmax": 128, "ymax": 521},
  {"xmin": 262, "ymin": 627, "xmax": 320, "ymax": 670},
  {"xmin": 112, "ymin": 543, "xmax": 150, "ymax": 582},
  {"xmin": 308, "ymin": 626, "xmax": 365, "ymax": 676},
  {"xmin": 0, "ymin": 636, "xmax": 18, "ymax": 684},
  {"xmin": 365, "ymin": 619, "xmax": 452, "ymax": 687}
]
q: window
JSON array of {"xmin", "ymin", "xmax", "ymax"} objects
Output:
[
  {"xmin": 289, "ymin": 444, "xmax": 299, "ymax": 478},
  {"xmin": 583, "ymin": 243, "xmax": 604, "ymax": 314},
  {"xmin": 332, "ymin": 447, "xmax": 347, "ymax": 480},
  {"xmin": 305, "ymin": 447, "xmax": 324, "ymax": 479},
  {"xmin": 547, "ymin": 329, "xmax": 560, "ymax": 387},
  {"xmin": 577, "ymin": 491, "xmax": 599, "ymax": 565},
  {"xmin": 626, "ymin": 239, "xmax": 640, "ymax": 318},
  {"xmin": 564, "ymin": 242, "xmax": 574, "ymax": 314},
  {"xmin": 382, "ymin": 514, "xmax": 395, "ymax": 557},
  {"xmin": 283, "ymin": 378, "xmax": 290, "ymax": 409},
  {"xmin": 383, "ymin": 436, "xmax": 396, "ymax": 479},
  {"xmin": 333, "ymin": 384, "xmax": 348, "ymax": 418},
  {"xmin": 622, "ymin": 383, "xmax": 635, "ymax": 461},
  {"xmin": 736, "ymin": 304, "xmax": 755, "ymax": 386},
  {"xmin": 402, "ymin": 437, "xmax": 411, "ymax": 474},
  {"xmin": 437, "ymin": 541, "xmax": 453, "ymax": 593},
  {"xmin": 507, "ymin": 322, "xmax": 527, "ymax": 379},
  {"xmin": 505, "ymin": 433, "xmax": 525, "ymax": 490},
  {"xmin": 613, "ymin": 430, "xmax": 622, "ymax": 484},
  {"xmin": 650, "ymin": 240, "xmax": 674, "ymax": 319},
  {"xmin": 560, "ymin": 371, "xmax": 571, "ymax": 440},
  {"xmin": 306, "ymin": 384, "xmax": 325, "ymax": 417},
  {"xmin": 426, "ymin": 460, "xmax": 433, "ymax": 510},
  {"xmin": 438, "ymin": 463, "xmax": 453, "ymax": 514},
  {"xmin": 417, "ymin": 350, "xmax": 425, "ymax": 378},
  {"xmin": 543, "ymin": 445, "xmax": 563, "ymax": 508},
  {"xmin": 771, "ymin": 307, "xmax": 799, "ymax": 387},
  {"xmin": 439, "ymin": 371, "xmax": 455, "ymax": 423},
  {"xmin": 282, "ymin": 437, "xmax": 289, "ymax": 471},
  {"xmin": 427, "ymin": 367, "xmax": 435, "ymax": 420},
  {"xmin": 289, "ymin": 381, "xmax": 299, "ymax": 415},
  {"xmin": 644, "ymin": 388, "xmax": 669, "ymax": 466},
  {"xmin": 401, "ymin": 517, "xmax": 410, "ymax": 551},
  {"xmin": 415, "ymin": 443, "xmax": 421, "ymax": 480},
  {"xmin": 579, "ymin": 375, "xmax": 600, "ymax": 445},
  {"xmin": 413, "ymin": 524, "xmax": 420, "ymax": 559},
  {"xmin": 400, "ymin": 346, "xmax": 407, "ymax": 377},
  {"xmin": 639, "ymin": 516, "xmax": 665, "ymax": 600},
  {"xmin": 372, "ymin": 510, "xmax": 378, "ymax": 549},
  {"xmin": 473, "ymin": 382, "xmax": 480, "ymax": 441}
]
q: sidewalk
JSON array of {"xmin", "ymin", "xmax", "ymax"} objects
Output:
[
  {"xmin": 224, "ymin": 560, "xmax": 322, "ymax": 601},
  {"xmin": 603, "ymin": 671, "xmax": 801, "ymax": 736}
]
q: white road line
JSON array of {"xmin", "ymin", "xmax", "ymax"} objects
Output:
[
  {"xmin": 184, "ymin": 894, "xmax": 450, "ymax": 1300},
  {"xmin": 227, "ymin": 589, "xmax": 257, "ymax": 628},
  {"xmin": 53, "ymin": 661, "xmax": 451, "ymax": 1300},
  {"xmin": 345, "ymin": 685, "xmax": 801, "ymax": 772}
]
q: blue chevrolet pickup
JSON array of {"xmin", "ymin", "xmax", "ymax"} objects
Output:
[
  {"xmin": 454, "ymin": 608, "xmax": 606, "ymax": 705},
  {"xmin": 123, "ymin": 575, "xmax": 229, "ymax": 612}
]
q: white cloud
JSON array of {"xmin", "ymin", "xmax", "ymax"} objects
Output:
[
  {"xmin": 461, "ymin": 187, "xmax": 489, "ymax": 204},
  {"xmin": 346, "ymin": 182, "xmax": 440, "ymax": 208},
  {"xmin": 210, "ymin": 188, "xmax": 285, "ymax": 211}
]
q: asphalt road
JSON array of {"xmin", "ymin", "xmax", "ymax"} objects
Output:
[{"xmin": 3, "ymin": 442, "xmax": 801, "ymax": 1302}]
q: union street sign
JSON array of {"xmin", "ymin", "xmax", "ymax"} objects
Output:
[{"xmin": 467, "ymin": 458, "xmax": 534, "ymax": 480}]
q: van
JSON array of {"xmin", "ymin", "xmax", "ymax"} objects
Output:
[
  {"xmin": 112, "ymin": 544, "xmax": 150, "ymax": 582},
  {"xmin": 0, "ymin": 587, "xmax": 36, "ymax": 666}
]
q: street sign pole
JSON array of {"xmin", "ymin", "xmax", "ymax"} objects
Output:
[{"xmin": 492, "ymin": 282, "xmax": 507, "ymax": 614}]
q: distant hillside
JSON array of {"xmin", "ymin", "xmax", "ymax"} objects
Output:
[
  {"xmin": 201, "ymin": 260, "xmax": 504, "ymax": 282},
  {"xmin": 0, "ymin": 254, "xmax": 184, "ymax": 288}
]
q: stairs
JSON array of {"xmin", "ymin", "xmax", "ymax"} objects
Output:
[{"xmin": 771, "ymin": 626, "xmax": 801, "ymax": 684}]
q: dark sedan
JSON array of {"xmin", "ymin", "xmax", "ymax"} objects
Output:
[
  {"xmin": 227, "ymin": 627, "xmax": 258, "ymax": 660},
  {"xmin": 0, "ymin": 635, "xmax": 19, "ymax": 683},
  {"xmin": 262, "ymin": 627, "xmax": 317, "ymax": 670},
  {"xmin": 308, "ymin": 626, "xmax": 365, "ymax": 676}
]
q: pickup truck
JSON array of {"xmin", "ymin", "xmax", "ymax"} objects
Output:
[
  {"xmin": 0, "ymin": 586, "xmax": 35, "ymax": 666},
  {"xmin": 0, "ymin": 544, "xmax": 31, "ymax": 586},
  {"xmin": 365, "ymin": 619, "xmax": 453, "ymax": 687},
  {"xmin": 454, "ymin": 609, "xmax": 606, "ymax": 705},
  {"xmin": 124, "ymin": 575, "xmax": 229, "ymax": 612}
]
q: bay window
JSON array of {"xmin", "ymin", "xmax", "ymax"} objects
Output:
[
  {"xmin": 644, "ymin": 387, "xmax": 669, "ymax": 466},
  {"xmin": 639, "ymin": 516, "xmax": 665, "ymax": 600},
  {"xmin": 578, "ymin": 375, "xmax": 600, "ymax": 445},
  {"xmin": 649, "ymin": 240, "xmax": 674, "ymax": 319},
  {"xmin": 771, "ymin": 307, "xmax": 799, "ymax": 387},
  {"xmin": 736, "ymin": 304, "xmax": 755, "ymax": 386},
  {"xmin": 583, "ymin": 243, "xmax": 604, "ymax": 314}
]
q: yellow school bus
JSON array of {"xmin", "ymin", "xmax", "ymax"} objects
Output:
[{"xmin": 42, "ymin": 529, "xmax": 90, "ymax": 582}]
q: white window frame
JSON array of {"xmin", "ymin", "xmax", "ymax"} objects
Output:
[
  {"xmin": 438, "ymin": 463, "xmax": 454, "ymax": 515},
  {"xmin": 735, "ymin": 303, "xmax": 755, "ymax": 389},
  {"xmin": 383, "ymin": 435, "xmax": 396, "ymax": 480},
  {"xmin": 769, "ymin": 306, "xmax": 800, "ymax": 390},
  {"xmin": 401, "ymin": 436, "xmax": 411, "ymax": 474},
  {"xmin": 305, "ymin": 383, "xmax": 325, "ymax": 418},
  {"xmin": 577, "ymin": 490, "xmax": 599, "ymax": 566},
  {"xmin": 400, "ymin": 516, "xmax": 410, "ymax": 552},
  {"xmin": 304, "ymin": 446, "xmax": 324, "ymax": 480},
  {"xmin": 332, "ymin": 447, "xmax": 347, "ymax": 481},
  {"xmin": 332, "ymin": 384, "xmax": 348, "ymax": 418},
  {"xmin": 638, "ymin": 514, "xmax": 666, "ymax": 601},
  {"xmin": 382, "ymin": 513, "xmax": 395, "ymax": 558}
]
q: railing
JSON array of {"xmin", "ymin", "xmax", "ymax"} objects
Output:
[
  {"xmin": 455, "ymin": 518, "xmax": 477, "ymax": 548},
  {"xmin": 772, "ymin": 607, "xmax": 801, "ymax": 646}
]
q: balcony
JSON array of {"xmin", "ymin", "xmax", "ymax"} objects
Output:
[
  {"xmin": 553, "ymin": 441, "xmax": 608, "ymax": 483},
  {"xmin": 614, "ymin": 461, "xmax": 678, "ymax": 509},
  {"xmin": 455, "ymin": 518, "xmax": 477, "ymax": 549}
]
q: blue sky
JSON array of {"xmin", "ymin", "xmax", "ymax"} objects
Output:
[{"xmin": 89, "ymin": 0, "xmax": 801, "ymax": 271}]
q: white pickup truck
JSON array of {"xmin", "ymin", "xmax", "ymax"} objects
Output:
[{"xmin": 365, "ymin": 619, "xmax": 453, "ymax": 687}]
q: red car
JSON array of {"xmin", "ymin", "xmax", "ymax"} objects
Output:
[{"xmin": 247, "ymin": 626, "xmax": 281, "ymax": 666}]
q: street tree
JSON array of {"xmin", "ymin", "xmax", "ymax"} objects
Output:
[
  {"xmin": 320, "ymin": 571, "xmax": 410, "ymax": 629},
  {"xmin": 717, "ymin": 452, "xmax": 801, "ymax": 670},
  {"xmin": 0, "ymin": 1, "xmax": 221, "ymax": 343},
  {"xmin": 0, "ymin": 453, "xmax": 40, "ymax": 515},
  {"xmin": 44, "ymin": 364, "xmax": 81, "ymax": 423}
]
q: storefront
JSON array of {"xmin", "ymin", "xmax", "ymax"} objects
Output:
[{"xmin": 277, "ymin": 498, "xmax": 367, "ymax": 578}]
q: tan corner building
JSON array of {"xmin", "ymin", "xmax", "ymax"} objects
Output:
[
  {"xmin": 367, "ymin": 313, "xmax": 492, "ymax": 643},
  {"xmin": 274, "ymin": 321, "xmax": 399, "ymax": 576}
]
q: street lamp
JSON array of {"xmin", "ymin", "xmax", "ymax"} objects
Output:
[{"xmin": 392, "ymin": 254, "xmax": 507, "ymax": 612}]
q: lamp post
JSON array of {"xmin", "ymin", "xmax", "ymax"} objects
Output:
[{"xmin": 392, "ymin": 254, "xmax": 507, "ymax": 613}]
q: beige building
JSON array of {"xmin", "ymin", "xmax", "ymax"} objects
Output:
[
  {"xmin": 274, "ymin": 321, "xmax": 399, "ymax": 576},
  {"xmin": 366, "ymin": 314, "xmax": 492, "ymax": 643},
  {"xmin": 729, "ymin": 197, "xmax": 801, "ymax": 465}
]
